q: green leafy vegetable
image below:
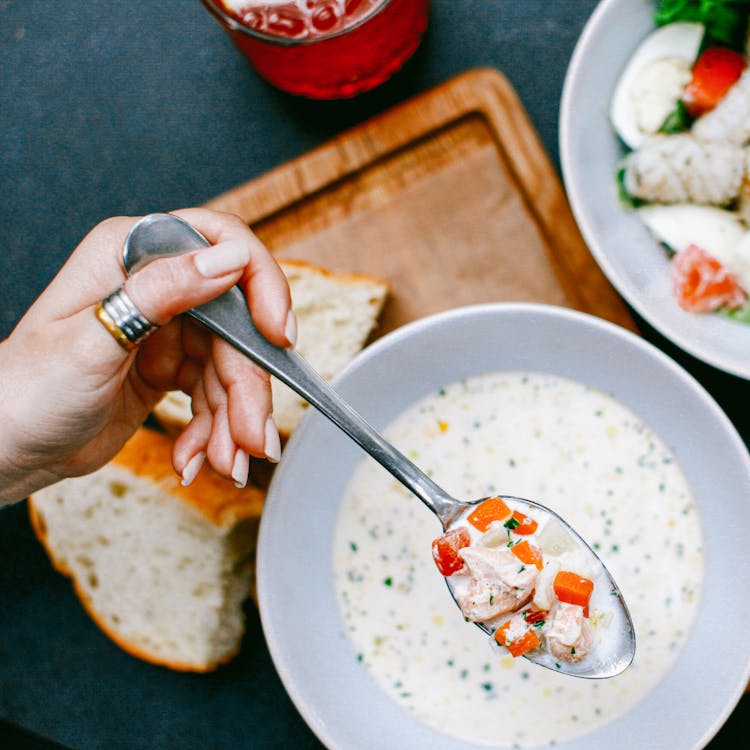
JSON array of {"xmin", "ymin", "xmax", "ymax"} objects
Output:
[
  {"xmin": 616, "ymin": 164, "xmax": 646, "ymax": 209},
  {"xmin": 504, "ymin": 516, "xmax": 520, "ymax": 531},
  {"xmin": 722, "ymin": 300, "xmax": 750, "ymax": 322},
  {"xmin": 654, "ymin": 0, "xmax": 750, "ymax": 49},
  {"xmin": 658, "ymin": 100, "xmax": 694, "ymax": 134}
]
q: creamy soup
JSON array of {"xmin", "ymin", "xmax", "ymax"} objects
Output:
[{"xmin": 332, "ymin": 372, "xmax": 703, "ymax": 747}]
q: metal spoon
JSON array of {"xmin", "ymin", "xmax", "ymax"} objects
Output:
[{"xmin": 123, "ymin": 213, "xmax": 636, "ymax": 679}]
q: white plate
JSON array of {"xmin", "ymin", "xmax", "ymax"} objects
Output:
[
  {"xmin": 559, "ymin": 0, "xmax": 750, "ymax": 380},
  {"xmin": 257, "ymin": 303, "xmax": 750, "ymax": 749}
]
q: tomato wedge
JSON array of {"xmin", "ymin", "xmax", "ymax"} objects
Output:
[
  {"xmin": 522, "ymin": 608, "xmax": 548, "ymax": 625},
  {"xmin": 672, "ymin": 244, "xmax": 746, "ymax": 313},
  {"xmin": 431, "ymin": 527, "xmax": 471, "ymax": 576},
  {"xmin": 684, "ymin": 47, "xmax": 746, "ymax": 117}
]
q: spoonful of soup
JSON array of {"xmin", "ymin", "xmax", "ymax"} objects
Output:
[{"xmin": 123, "ymin": 213, "xmax": 636, "ymax": 679}]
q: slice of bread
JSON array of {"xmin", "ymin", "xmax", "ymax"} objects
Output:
[
  {"xmin": 152, "ymin": 258, "xmax": 389, "ymax": 437},
  {"xmin": 28, "ymin": 427, "xmax": 264, "ymax": 672}
]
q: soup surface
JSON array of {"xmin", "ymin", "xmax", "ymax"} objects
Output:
[{"xmin": 332, "ymin": 372, "xmax": 703, "ymax": 747}]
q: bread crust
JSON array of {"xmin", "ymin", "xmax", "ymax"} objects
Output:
[
  {"xmin": 28, "ymin": 426, "xmax": 263, "ymax": 672},
  {"xmin": 277, "ymin": 257, "xmax": 391, "ymax": 290},
  {"xmin": 110, "ymin": 427, "xmax": 265, "ymax": 528},
  {"xmin": 29, "ymin": 500, "xmax": 235, "ymax": 672}
]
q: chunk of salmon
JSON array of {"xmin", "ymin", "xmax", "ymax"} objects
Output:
[
  {"xmin": 455, "ymin": 546, "xmax": 538, "ymax": 623},
  {"xmin": 544, "ymin": 602, "xmax": 594, "ymax": 663}
]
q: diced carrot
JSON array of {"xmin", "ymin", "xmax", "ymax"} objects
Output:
[
  {"xmin": 684, "ymin": 47, "xmax": 746, "ymax": 117},
  {"xmin": 467, "ymin": 496, "xmax": 511, "ymax": 531},
  {"xmin": 494, "ymin": 618, "xmax": 541, "ymax": 658},
  {"xmin": 506, "ymin": 510, "xmax": 538, "ymax": 535},
  {"xmin": 510, "ymin": 540, "xmax": 543, "ymax": 570},
  {"xmin": 554, "ymin": 570, "xmax": 594, "ymax": 615},
  {"xmin": 672, "ymin": 244, "xmax": 746, "ymax": 313},
  {"xmin": 431, "ymin": 527, "xmax": 471, "ymax": 576}
]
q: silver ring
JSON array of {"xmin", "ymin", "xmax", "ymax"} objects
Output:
[{"xmin": 96, "ymin": 286, "xmax": 157, "ymax": 351}]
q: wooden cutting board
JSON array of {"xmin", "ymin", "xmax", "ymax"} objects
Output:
[{"xmin": 204, "ymin": 68, "xmax": 635, "ymax": 335}]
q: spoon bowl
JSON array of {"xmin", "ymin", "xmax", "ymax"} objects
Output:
[
  {"xmin": 124, "ymin": 213, "xmax": 636, "ymax": 678},
  {"xmin": 445, "ymin": 494, "xmax": 635, "ymax": 678}
]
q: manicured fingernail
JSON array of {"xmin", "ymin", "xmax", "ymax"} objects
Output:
[
  {"xmin": 285, "ymin": 310, "xmax": 298, "ymax": 348},
  {"xmin": 232, "ymin": 448, "xmax": 250, "ymax": 489},
  {"xmin": 264, "ymin": 416, "xmax": 281, "ymax": 463},
  {"xmin": 180, "ymin": 452, "xmax": 205, "ymax": 487},
  {"xmin": 194, "ymin": 240, "xmax": 250, "ymax": 278}
]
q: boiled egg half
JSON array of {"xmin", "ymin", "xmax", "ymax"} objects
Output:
[{"xmin": 610, "ymin": 22, "xmax": 704, "ymax": 149}]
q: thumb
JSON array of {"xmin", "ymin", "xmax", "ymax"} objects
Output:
[
  {"xmin": 65, "ymin": 239, "xmax": 252, "ymax": 387},
  {"xmin": 123, "ymin": 239, "xmax": 250, "ymax": 326}
]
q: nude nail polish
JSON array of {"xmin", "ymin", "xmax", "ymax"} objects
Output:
[
  {"xmin": 180, "ymin": 452, "xmax": 205, "ymax": 487},
  {"xmin": 232, "ymin": 448, "xmax": 250, "ymax": 489},
  {"xmin": 285, "ymin": 309, "xmax": 298, "ymax": 348},
  {"xmin": 264, "ymin": 416, "xmax": 281, "ymax": 464},
  {"xmin": 194, "ymin": 240, "xmax": 250, "ymax": 278}
]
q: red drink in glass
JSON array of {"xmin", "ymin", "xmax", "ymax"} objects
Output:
[{"xmin": 201, "ymin": 0, "xmax": 430, "ymax": 98}]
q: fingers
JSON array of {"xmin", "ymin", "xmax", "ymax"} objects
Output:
[
  {"xmin": 32, "ymin": 208, "xmax": 291, "ymax": 489},
  {"xmin": 129, "ymin": 209, "xmax": 291, "ymax": 486},
  {"xmin": 38, "ymin": 209, "xmax": 293, "ymax": 348},
  {"xmin": 133, "ymin": 319, "xmax": 209, "ymax": 398},
  {"xmin": 170, "ymin": 335, "xmax": 280, "ymax": 488},
  {"xmin": 133, "ymin": 318, "xmax": 186, "ymax": 391},
  {"xmin": 124, "ymin": 238, "xmax": 251, "ymax": 326},
  {"xmin": 172, "ymin": 381, "xmax": 212, "ymax": 484},
  {"xmin": 72, "ymin": 234, "xmax": 250, "ymax": 388},
  {"xmin": 171, "ymin": 208, "xmax": 295, "ymax": 347},
  {"xmin": 213, "ymin": 335, "xmax": 281, "ymax": 462}
]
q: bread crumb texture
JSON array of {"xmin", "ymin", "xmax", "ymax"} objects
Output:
[{"xmin": 29, "ymin": 427, "xmax": 261, "ymax": 672}]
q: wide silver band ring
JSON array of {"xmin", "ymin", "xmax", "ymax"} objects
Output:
[{"xmin": 95, "ymin": 286, "xmax": 157, "ymax": 351}]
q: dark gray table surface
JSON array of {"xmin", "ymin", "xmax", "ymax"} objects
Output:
[{"xmin": 1, "ymin": 1, "xmax": 747, "ymax": 748}]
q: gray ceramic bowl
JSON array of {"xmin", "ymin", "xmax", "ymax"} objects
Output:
[
  {"xmin": 560, "ymin": 0, "xmax": 750, "ymax": 379},
  {"xmin": 257, "ymin": 303, "xmax": 750, "ymax": 750}
]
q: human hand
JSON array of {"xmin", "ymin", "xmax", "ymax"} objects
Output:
[{"xmin": 0, "ymin": 208, "xmax": 294, "ymax": 505}]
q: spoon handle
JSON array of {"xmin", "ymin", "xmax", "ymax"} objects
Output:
[{"xmin": 123, "ymin": 214, "xmax": 459, "ymax": 526}]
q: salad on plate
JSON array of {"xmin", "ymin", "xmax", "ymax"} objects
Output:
[{"xmin": 611, "ymin": 0, "xmax": 750, "ymax": 322}]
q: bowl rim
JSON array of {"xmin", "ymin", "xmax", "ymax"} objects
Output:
[
  {"xmin": 257, "ymin": 301, "xmax": 750, "ymax": 749},
  {"xmin": 559, "ymin": 0, "xmax": 750, "ymax": 381}
]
